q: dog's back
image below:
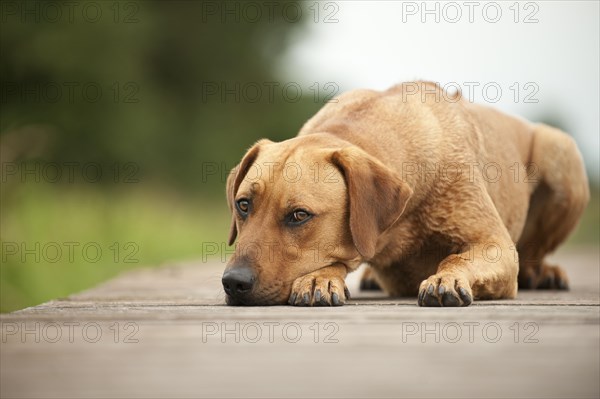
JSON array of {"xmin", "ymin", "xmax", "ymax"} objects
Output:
[{"xmin": 299, "ymin": 81, "xmax": 536, "ymax": 236}]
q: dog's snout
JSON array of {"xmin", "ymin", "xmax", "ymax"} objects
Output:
[{"xmin": 222, "ymin": 266, "xmax": 255, "ymax": 297}]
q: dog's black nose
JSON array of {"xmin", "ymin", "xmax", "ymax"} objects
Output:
[{"xmin": 222, "ymin": 267, "xmax": 255, "ymax": 297}]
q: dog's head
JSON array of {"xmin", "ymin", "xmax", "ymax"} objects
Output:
[{"xmin": 222, "ymin": 134, "xmax": 412, "ymax": 305}]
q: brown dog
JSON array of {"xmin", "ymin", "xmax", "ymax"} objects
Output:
[{"xmin": 222, "ymin": 81, "xmax": 589, "ymax": 307}]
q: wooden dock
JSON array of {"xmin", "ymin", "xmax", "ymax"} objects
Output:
[{"xmin": 1, "ymin": 248, "xmax": 599, "ymax": 398}]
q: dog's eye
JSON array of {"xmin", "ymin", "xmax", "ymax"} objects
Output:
[
  {"xmin": 288, "ymin": 209, "xmax": 312, "ymax": 225},
  {"xmin": 236, "ymin": 199, "xmax": 250, "ymax": 216}
]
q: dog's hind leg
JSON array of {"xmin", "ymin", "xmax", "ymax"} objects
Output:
[{"xmin": 517, "ymin": 124, "xmax": 589, "ymax": 290}]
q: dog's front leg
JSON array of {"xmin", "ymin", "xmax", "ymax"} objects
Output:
[
  {"xmin": 288, "ymin": 264, "xmax": 350, "ymax": 307},
  {"xmin": 417, "ymin": 236, "xmax": 519, "ymax": 307}
]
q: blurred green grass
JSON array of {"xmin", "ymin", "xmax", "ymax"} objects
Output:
[
  {"xmin": 565, "ymin": 185, "xmax": 600, "ymax": 247},
  {"xmin": 2, "ymin": 182, "xmax": 597, "ymax": 313},
  {"xmin": 1, "ymin": 182, "xmax": 229, "ymax": 313}
]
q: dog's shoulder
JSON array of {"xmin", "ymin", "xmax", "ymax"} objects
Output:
[{"xmin": 298, "ymin": 88, "xmax": 382, "ymax": 135}]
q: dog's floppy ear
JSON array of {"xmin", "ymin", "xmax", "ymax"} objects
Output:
[
  {"xmin": 226, "ymin": 140, "xmax": 268, "ymax": 245},
  {"xmin": 331, "ymin": 146, "xmax": 413, "ymax": 259}
]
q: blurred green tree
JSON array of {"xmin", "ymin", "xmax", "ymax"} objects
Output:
[{"xmin": 1, "ymin": 0, "xmax": 324, "ymax": 196}]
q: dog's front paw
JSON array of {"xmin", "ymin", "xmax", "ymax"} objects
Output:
[
  {"xmin": 418, "ymin": 273, "xmax": 473, "ymax": 307},
  {"xmin": 288, "ymin": 266, "xmax": 350, "ymax": 307}
]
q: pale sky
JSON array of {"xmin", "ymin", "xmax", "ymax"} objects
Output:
[{"xmin": 282, "ymin": 0, "xmax": 599, "ymax": 180}]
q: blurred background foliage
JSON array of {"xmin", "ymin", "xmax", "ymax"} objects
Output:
[
  {"xmin": 1, "ymin": 0, "xmax": 328, "ymax": 312},
  {"xmin": 1, "ymin": 1, "xmax": 597, "ymax": 312}
]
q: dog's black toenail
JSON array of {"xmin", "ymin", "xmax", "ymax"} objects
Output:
[
  {"xmin": 344, "ymin": 286, "xmax": 351, "ymax": 300},
  {"xmin": 442, "ymin": 292, "xmax": 460, "ymax": 307},
  {"xmin": 458, "ymin": 287, "xmax": 472, "ymax": 306},
  {"xmin": 418, "ymin": 289, "xmax": 426, "ymax": 306},
  {"xmin": 301, "ymin": 293, "xmax": 310, "ymax": 305},
  {"xmin": 538, "ymin": 276, "xmax": 553, "ymax": 289},
  {"xmin": 288, "ymin": 292, "xmax": 297, "ymax": 305},
  {"xmin": 423, "ymin": 295, "xmax": 440, "ymax": 307},
  {"xmin": 438, "ymin": 286, "xmax": 446, "ymax": 296},
  {"xmin": 427, "ymin": 284, "xmax": 434, "ymax": 295},
  {"xmin": 332, "ymin": 292, "xmax": 340, "ymax": 306},
  {"xmin": 315, "ymin": 289, "xmax": 322, "ymax": 302}
]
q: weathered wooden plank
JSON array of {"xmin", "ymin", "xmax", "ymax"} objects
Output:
[{"xmin": 1, "ymin": 248, "xmax": 598, "ymax": 398}]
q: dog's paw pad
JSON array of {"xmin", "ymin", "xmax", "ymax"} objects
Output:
[{"xmin": 418, "ymin": 274, "xmax": 472, "ymax": 307}]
